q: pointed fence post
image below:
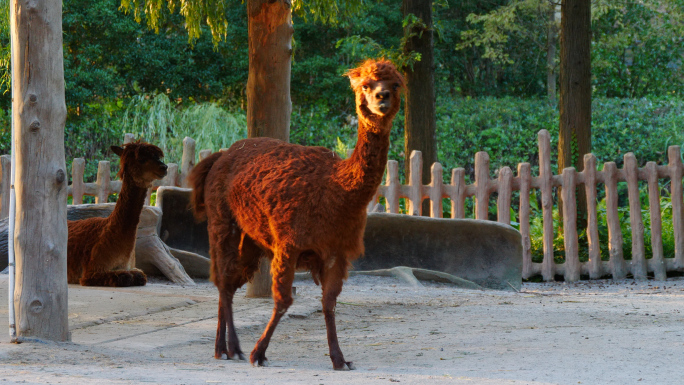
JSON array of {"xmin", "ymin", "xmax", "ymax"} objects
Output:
[
  {"xmin": 583, "ymin": 154, "xmax": 602, "ymax": 279},
  {"xmin": 604, "ymin": 162, "xmax": 626, "ymax": 279},
  {"xmin": 561, "ymin": 167, "xmax": 579, "ymax": 282},
  {"xmin": 517, "ymin": 163, "xmax": 532, "ymax": 279},
  {"xmin": 538, "ymin": 130, "xmax": 555, "ymax": 281},
  {"xmin": 645, "ymin": 162, "xmax": 666, "ymax": 281}
]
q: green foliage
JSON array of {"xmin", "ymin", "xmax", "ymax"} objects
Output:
[{"xmin": 121, "ymin": 93, "xmax": 247, "ymax": 164}]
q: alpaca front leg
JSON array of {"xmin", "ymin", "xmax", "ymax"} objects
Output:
[
  {"xmin": 321, "ymin": 267, "xmax": 355, "ymax": 371},
  {"xmin": 250, "ymin": 251, "xmax": 297, "ymax": 367}
]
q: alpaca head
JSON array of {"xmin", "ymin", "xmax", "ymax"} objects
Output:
[
  {"xmin": 112, "ymin": 141, "xmax": 167, "ymax": 188},
  {"xmin": 346, "ymin": 59, "xmax": 405, "ymax": 130}
]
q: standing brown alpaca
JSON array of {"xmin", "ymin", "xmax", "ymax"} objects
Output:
[
  {"xmin": 189, "ymin": 59, "xmax": 404, "ymax": 370},
  {"xmin": 67, "ymin": 142, "xmax": 167, "ymax": 287}
]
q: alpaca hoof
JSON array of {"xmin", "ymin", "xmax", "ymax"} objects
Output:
[
  {"xmin": 231, "ymin": 352, "xmax": 247, "ymax": 361},
  {"xmin": 250, "ymin": 351, "xmax": 268, "ymax": 367},
  {"xmin": 130, "ymin": 271, "xmax": 147, "ymax": 286},
  {"xmin": 333, "ymin": 361, "xmax": 356, "ymax": 371}
]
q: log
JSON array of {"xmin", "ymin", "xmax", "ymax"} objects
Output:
[
  {"xmin": 71, "ymin": 158, "xmax": 85, "ymax": 205},
  {"xmin": 179, "ymin": 137, "xmax": 196, "ymax": 188},
  {"xmin": 385, "ymin": 160, "xmax": 400, "ymax": 214},
  {"xmin": 406, "ymin": 150, "xmax": 423, "ymax": 216},
  {"xmin": 497, "ymin": 167, "xmax": 513, "ymax": 224},
  {"xmin": 0, "ymin": 155, "xmax": 10, "ymax": 219},
  {"xmin": 668, "ymin": 146, "xmax": 684, "ymax": 268},
  {"xmin": 95, "ymin": 161, "xmax": 111, "ymax": 204},
  {"xmin": 429, "ymin": 162, "xmax": 443, "ymax": 218}
]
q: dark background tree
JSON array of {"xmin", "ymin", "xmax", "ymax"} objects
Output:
[
  {"xmin": 402, "ymin": 0, "xmax": 436, "ymax": 215},
  {"xmin": 558, "ymin": 0, "xmax": 591, "ymax": 221}
]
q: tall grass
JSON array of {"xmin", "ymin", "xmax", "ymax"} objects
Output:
[{"xmin": 122, "ymin": 94, "xmax": 247, "ymax": 164}]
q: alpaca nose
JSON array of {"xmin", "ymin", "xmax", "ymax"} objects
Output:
[{"xmin": 376, "ymin": 90, "xmax": 390, "ymax": 100}]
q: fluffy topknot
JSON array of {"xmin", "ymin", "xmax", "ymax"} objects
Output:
[{"xmin": 345, "ymin": 59, "xmax": 405, "ymax": 92}]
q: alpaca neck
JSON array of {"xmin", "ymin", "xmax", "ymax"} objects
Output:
[
  {"xmin": 335, "ymin": 117, "xmax": 392, "ymax": 202},
  {"xmin": 108, "ymin": 176, "xmax": 147, "ymax": 236}
]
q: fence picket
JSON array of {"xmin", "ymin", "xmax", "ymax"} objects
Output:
[
  {"xmin": 497, "ymin": 167, "xmax": 513, "ymax": 224},
  {"xmin": 429, "ymin": 162, "xmax": 443, "ymax": 218},
  {"xmin": 518, "ymin": 163, "xmax": 532, "ymax": 279},
  {"xmin": 180, "ymin": 137, "xmax": 196, "ymax": 188},
  {"xmin": 668, "ymin": 146, "xmax": 684, "ymax": 269},
  {"xmin": 538, "ymin": 130, "xmax": 555, "ymax": 281},
  {"xmin": 71, "ymin": 158, "xmax": 85, "ymax": 205},
  {"xmin": 625, "ymin": 153, "xmax": 647, "ymax": 279},
  {"xmin": 407, "ymin": 151, "xmax": 423, "ymax": 216},
  {"xmin": 474, "ymin": 152, "xmax": 490, "ymax": 221},
  {"xmin": 385, "ymin": 160, "xmax": 400, "ymax": 214},
  {"xmin": 604, "ymin": 162, "xmax": 626, "ymax": 279},
  {"xmin": 646, "ymin": 162, "xmax": 666, "ymax": 280},
  {"xmin": 95, "ymin": 161, "xmax": 111, "ymax": 204},
  {"xmin": 450, "ymin": 168, "xmax": 466, "ymax": 219},
  {"xmin": 583, "ymin": 154, "xmax": 601, "ymax": 278},
  {"xmin": 562, "ymin": 167, "xmax": 579, "ymax": 282}
]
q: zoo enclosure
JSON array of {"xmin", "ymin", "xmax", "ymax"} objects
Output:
[{"xmin": 1, "ymin": 130, "xmax": 682, "ymax": 283}]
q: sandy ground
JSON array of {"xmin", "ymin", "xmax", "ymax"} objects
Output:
[{"xmin": 1, "ymin": 274, "xmax": 683, "ymax": 385}]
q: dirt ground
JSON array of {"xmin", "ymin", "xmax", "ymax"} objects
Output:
[{"xmin": 1, "ymin": 273, "xmax": 683, "ymax": 385}]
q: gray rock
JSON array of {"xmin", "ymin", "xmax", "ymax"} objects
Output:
[{"xmin": 156, "ymin": 188, "xmax": 522, "ymax": 290}]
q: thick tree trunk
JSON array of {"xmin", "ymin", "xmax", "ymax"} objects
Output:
[
  {"xmin": 558, "ymin": 0, "xmax": 591, "ymax": 224},
  {"xmin": 245, "ymin": 0, "xmax": 293, "ymax": 296},
  {"xmin": 403, "ymin": 0, "xmax": 437, "ymax": 217},
  {"xmin": 11, "ymin": 0, "xmax": 69, "ymax": 341},
  {"xmin": 246, "ymin": 0, "xmax": 292, "ymax": 142}
]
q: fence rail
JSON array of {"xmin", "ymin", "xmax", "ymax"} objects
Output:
[{"xmin": 1, "ymin": 129, "xmax": 682, "ymax": 282}]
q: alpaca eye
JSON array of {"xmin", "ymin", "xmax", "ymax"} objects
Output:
[
  {"xmin": 362, "ymin": 85, "xmax": 369, "ymax": 91},
  {"xmin": 393, "ymin": 84, "xmax": 400, "ymax": 91}
]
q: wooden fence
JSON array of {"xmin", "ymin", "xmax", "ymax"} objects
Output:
[{"xmin": 1, "ymin": 129, "xmax": 682, "ymax": 282}]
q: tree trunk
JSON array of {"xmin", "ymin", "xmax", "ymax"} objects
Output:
[
  {"xmin": 11, "ymin": 0, "xmax": 69, "ymax": 341},
  {"xmin": 245, "ymin": 0, "xmax": 293, "ymax": 297},
  {"xmin": 402, "ymin": 0, "xmax": 437, "ymax": 217},
  {"xmin": 558, "ymin": 0, "xmax": 591, "ymax": 224},
  {"xmin": 246, "ymin": 0, "xmax": 292, "ymax": 142}
]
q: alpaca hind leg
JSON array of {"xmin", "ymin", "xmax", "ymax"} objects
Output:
[
  {"xmin": 321, "ymin": 259, "xmax": 355, "ymax": 370},
  {"xmin": 250, "ymin": 247, "xmax": 297, "ymax": 367},
  {"xmin": 210, "ymin": 219, "xmax": 247, "ymax": 360}
]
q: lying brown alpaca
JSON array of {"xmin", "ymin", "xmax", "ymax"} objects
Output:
[
  {"xmin": 67, "ymin": 142, "xmax": 167, "ymax": 287},
  {"xmin": 189, "ymin": 59, "xmax": 405, "ymax": 370}
]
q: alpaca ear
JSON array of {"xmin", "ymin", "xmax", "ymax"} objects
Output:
[
  {"xmin": 111, "ymin": 146, "xmax": 124, "ymax": 157},
  {"xmin": 346, "ymin": 68, "xmax": 362, "ymax": 89}
]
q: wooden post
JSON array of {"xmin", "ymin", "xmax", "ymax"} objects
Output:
[
  {"xmin": 429, "ymin": 162, "xmax": 443, "ymax": 218},
  {"xmin": 625, "ymin": 153, "xmax": 646, "ymax": 279},
  {"xmin": 518, "ymin": 163, "xmax": 532, "ymax": 279},
  {"xmin": 561, "ymin": 167, "xmax": 579, "ymax": 282},
  {"xmin": 538, "ymin": 130, "xmax": 555, "ymax": 281},
  {"xmin": 407, "ymin": 150, "xmax": 423, "ymax": 216},
  {"xmin": 385, "ymin": 160, "xmax": 400, "ymax": 214},
  {"xmin": 450, "ymin": 168, "xmax": 466, "ymax": 219},
  {"xmin": 199, "ymin": 149, "xmax": 212, "ymax": 161},
  {"xmin": 11, "ymin": 0, "xmax": 69, "ymax": 341},
  {"xmin": 583, "ymin": 154, "xmax": 601, "ymax": 278},
  {"xmin": 604, "ymin": 162, "xmax": 626, "ymax": 279},
  {"xmin": 1, "ymin": 155, "xmax": 10, "ymax": 218},
  {"xmin": 123, "ymin": 133, "xmax": 135, "ymax": 145},
  {"xmin": 474, "ymin": 152, "xmax": 490, "ymax": 221},
  {"xmin": 95, "ymin": 161, "xmax": 111, "ymax": 204},
  {"xmin": 645, "ymin": 162, "xmax": 666, "ymax": 280},
  {"xmin": 161, "ymin": 163, "xmax": 179, "ymax": 187},
  {"xmin": 180, "ymin": 137, "xmax": 196, "ymax": 188},
  {"xmin": 71, "ymin": 158, "xmax": 85, "ymax": 205},
  {"xmin": 668, "ymin": 146, "xmax": 684, "ymax": 268},
  {"xmin": 497, "ymin": 167, "xmax": 513, "ymax": 224}
]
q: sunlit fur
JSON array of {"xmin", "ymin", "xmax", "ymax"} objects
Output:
[
  {"xmin": 189, "ymin": 59, "xmax": 405, "ymax": 370},
  {"xmin": 67, "ymin": 142, "xmax": 167, "ymax": 287}
]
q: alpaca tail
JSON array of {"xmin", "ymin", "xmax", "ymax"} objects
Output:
[{"xmin": 188, "ymin": 151, "xmax": 223, "ymax": 221}]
